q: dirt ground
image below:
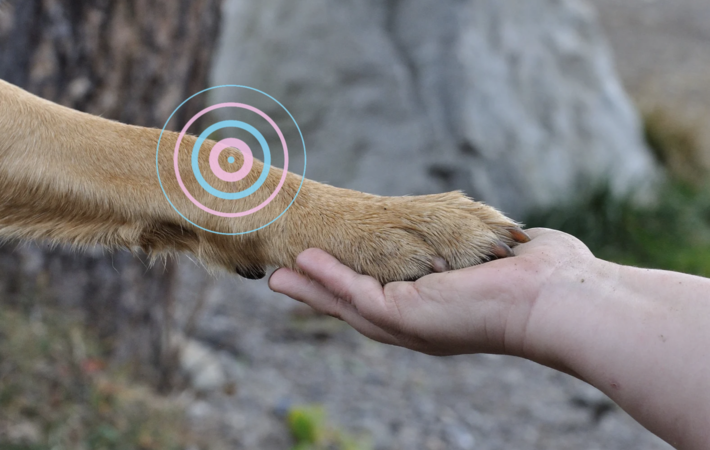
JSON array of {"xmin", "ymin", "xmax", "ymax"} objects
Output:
[
  {"xmin": 591, "ymin": 0, "xmax": 710, "ymax": 164},
  {"xmin": 177, "ymin": 265, "xmax": 672, "ymax": 450}
]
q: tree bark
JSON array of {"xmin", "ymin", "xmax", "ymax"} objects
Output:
[{"xmin": 0, "ymin": 0, "xmax": 222, "ymax": 390}]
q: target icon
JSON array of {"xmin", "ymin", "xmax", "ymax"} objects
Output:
[{"xmin": 156, "ymin": 85, "xmax": 306, "ymax": 235}]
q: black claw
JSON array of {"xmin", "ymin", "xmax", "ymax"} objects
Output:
[{"xmin": 236, "ymin": 265, "xmax": 266, "ymax": 280}]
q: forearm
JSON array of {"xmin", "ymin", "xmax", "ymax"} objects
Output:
[
  {"xmin": 270, "ymin": 228, "xmax": 710, "ymax": 446},
  {"xmin": 529, "ymin": 260, "xmax": 710, "ymax": 448}
]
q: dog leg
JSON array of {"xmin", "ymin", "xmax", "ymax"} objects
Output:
[{"xmin": 0, "ymin": 80, "xmax": 528, "ymax": 284}]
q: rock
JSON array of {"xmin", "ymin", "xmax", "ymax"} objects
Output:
[
  {"xmin": 569, "ymin": 383, "xmax": 617, "ymax": 423},
  {"xmin": 211, "ymin": 0, "xmax": 659, "ymax": 218},
  {"xmin": 187, "ymin": 399, "xmax": 215, "ymax": 421},
  {"xmin": 1, "ymin": 421, "xmax": 41, "ymax": 445},
  {"xmin": 444, "ymin": 424, "xmax": 477, "ymax": 450},
  {"xmin": 175, "ymin": 334, "xmax": 228, "ymax": 393}
]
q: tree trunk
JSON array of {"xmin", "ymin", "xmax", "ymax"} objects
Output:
[{"xmin": 0, "ymin": 0, "xmax": 222, "ymax": 390}]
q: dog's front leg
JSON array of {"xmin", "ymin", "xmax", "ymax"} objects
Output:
[{"xmin": 0, "ymin": 80, "xmax": 529, "ymax": 284}]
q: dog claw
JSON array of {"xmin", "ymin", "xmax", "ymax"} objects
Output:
[
  {"xmin": 236, "ymin": 265, "xmax": 266, "ymax": 280},
  {"xmin": 490, "ymin": 241, "xmax": 514, "ymax": 259},
  {"xmin": 507, "ymin": 227, "xmax": 531, "ymax": 243}
]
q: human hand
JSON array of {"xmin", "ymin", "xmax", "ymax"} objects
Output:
[
  {"xmin": 268, "ymin": 228, "xmax": 598, "ymax": 358},
  {"xmin": 270, "ymin": 228, "xmax": 710, "ymax": 448}
]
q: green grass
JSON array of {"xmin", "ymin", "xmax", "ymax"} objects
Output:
[
  {"xmin": 286, "ymin": 404, "xmax": 371, "ymax": 450},
  {"xmin": 525, "ymin": 181, "xmax": 710, "ymax": 276}
]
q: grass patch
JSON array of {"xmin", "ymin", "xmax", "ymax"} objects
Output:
[
  {"xmin": 287, "ymin": 404, "xmax": 371, "ymax": 450},
  {"xmin": 0, "ymin": 303, "xmax": 211, "ymax": 450},
  {"xmin": 525, "ymin": 182, "xmax": 710, "ymax": 276}
]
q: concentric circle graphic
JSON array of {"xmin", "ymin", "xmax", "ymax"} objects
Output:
[{"xmin": 156, "ymin": 85, "xmax": 306, "ymax": 235}]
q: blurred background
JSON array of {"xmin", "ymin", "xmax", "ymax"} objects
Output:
[{"xmin": 0, "ymin": 0, "xmax": 708, "ymax": 448}]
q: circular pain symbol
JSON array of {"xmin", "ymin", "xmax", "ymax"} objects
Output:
[
  {"xmin": 156, "ymin": 85, "xmax": 306, "ymax": 235},
  {"xmin": 209, "ymin": 137, "xmax": 253, "ymax": 182}
]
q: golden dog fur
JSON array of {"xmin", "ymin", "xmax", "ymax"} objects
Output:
[{"xmin": 0, "ymin": 79, "xmax": 528, "ymax": 283}]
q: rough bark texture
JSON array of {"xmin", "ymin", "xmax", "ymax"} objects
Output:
[
  {"xmin": 0, "ymin": 0, "xmax": 219, "ymax": 127},
  {"xmin": 0, "ymin": 0, "xmax": 221, "ymax": 388}
]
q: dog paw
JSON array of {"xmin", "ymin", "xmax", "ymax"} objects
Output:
[{"xmin": 282, "ymin": 190, "xmax": 530, "ymax": 284}]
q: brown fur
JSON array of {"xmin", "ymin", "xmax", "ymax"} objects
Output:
[{"xmin": 0, "ymin": 79, "xmax": 526, "ymax": 283}]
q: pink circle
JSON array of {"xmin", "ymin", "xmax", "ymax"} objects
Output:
[
  {"xmin": 173, "ymin": 103, "xmax": 289, "ymax": 218},
  {"xmin": 208, "ymin": 138, "xmax": 254, "ymax": 182}
]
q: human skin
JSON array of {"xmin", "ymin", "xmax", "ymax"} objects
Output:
[{"xmin": 269, "ymin": 228, "xmax": 710, "ymax": 449}]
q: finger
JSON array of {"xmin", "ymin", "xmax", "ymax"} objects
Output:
[
  {"xmin": 268, "ymin": 267, "xmax": 310, "ymax": 300},
  {"xmin": 512, "ymin": 228, "xmax": 594, "ymax": 260},
  {"xmin": 523, "ymin": 227, "xmax": 558, "ymax": 238},
  {"xmin": 269, "ymin": 267, "xmax": 400, "ymax": 345},
  {"xmin": 295, "ymin": 249, "xmax": 411, "ymax": 337},
  {"xmin": 511, "ymin": 228, "xmax": 561, "ymax": 255},
  {"xmin": 295, "ymin": 248, "xmax": 385, "ymax": 307}
]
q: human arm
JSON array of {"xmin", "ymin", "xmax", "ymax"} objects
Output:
[{"xmin": 268, "ymin": 228, "xmax": 710, "ymax": 449}]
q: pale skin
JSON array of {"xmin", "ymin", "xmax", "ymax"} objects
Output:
[{"xmin": 269, "ymin": 228, "xmax": 710, "ymax": 449}]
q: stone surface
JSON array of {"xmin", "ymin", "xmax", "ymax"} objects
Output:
[
  {"xmin": 211, "ymin": 0, "xmax": 659, "ymax": 219},
  {"xmin": 174, "ymin": 334, "xmax": 228, "ymax": 393}
]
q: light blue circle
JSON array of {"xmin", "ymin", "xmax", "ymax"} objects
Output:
[
  {"xmin": 156, "ymin": 85, "xmax": 307, "ymax": 236},
  {"xmin": 228, "ymin": 156, "xmax": 235, "ymax": 164},
  {"xmin": 192, "ymin": 120, "xmax": 271, "ymax": 200}
]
